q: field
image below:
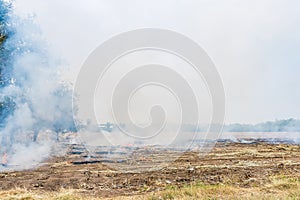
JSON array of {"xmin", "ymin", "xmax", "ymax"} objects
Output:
[{"xmin": 0, "ymin": 141, "xmax": 300, "ymax": 199}]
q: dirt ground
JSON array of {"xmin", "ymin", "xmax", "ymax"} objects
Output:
[{"xmin": 0, "ymin": 142, "xmax": 299, "ymax": 198}]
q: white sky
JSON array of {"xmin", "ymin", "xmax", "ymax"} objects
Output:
[{"xmin": 13, "ymin": 0, "xmax": 300, "ymax": 124}]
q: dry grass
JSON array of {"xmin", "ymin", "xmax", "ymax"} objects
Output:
[
  {"xmin": 0, "ymin": 175, "xmax": 299, "ymax": 200},
  {"xmin": 148, "ymin": 176, "xmax": 300, "ymax": 200},
  {"xmin": 1, "ymin": 143, "xmax": 299, "ymax": 199}
]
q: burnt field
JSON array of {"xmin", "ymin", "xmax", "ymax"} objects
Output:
[{"xmin": 0, "ymin": 141, "xmax": 299, "ymax": 199}]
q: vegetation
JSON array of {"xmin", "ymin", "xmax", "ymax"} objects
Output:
[
  {"xmin": 0, "ymin": 0, "xmax": 15, "ymax": 126},
  {"xmin": 225, "ymin": 118, "xmax": 300, "ymax": 132},
  {"xmin": 189, "ymin": 118, "xmax": 300, "ymax": 132},
  {"xmin": 0, "ymin": 175, "xmax": 299, "ymax": 199}
]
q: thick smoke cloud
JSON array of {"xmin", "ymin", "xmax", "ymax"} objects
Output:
[
  {"xmin": 13, "ymin": 0, "xmax": 300, "ymax": 124},
  {"xmin": 0, "ymin": 0, "xmax": 75, "ymax": 171}
]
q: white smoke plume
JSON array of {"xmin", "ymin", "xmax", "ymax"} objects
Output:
[{"xmin": 0, "ymin": 0, "xmax": 75, "ymax": 171}]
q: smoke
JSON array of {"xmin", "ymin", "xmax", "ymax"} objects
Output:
[
  {"xmin": 0, "ymin": 0, "xmax": 75, "ymax": 171},
  {"xmin": 0, "ymin": 0, "xmax": 299, "ymax": 172}
]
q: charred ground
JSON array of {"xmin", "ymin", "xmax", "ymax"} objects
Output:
[{"xmin": 0, "ymin": 142, "xmax": 299, "ymax": 198}]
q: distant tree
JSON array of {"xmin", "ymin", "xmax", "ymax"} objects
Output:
[
  {"xmin": 0, "ymin": 0, "xmax": 15, "ymax": 127},
  {"xmin": 224, "ymin": 118, "xmax": 300, "ymax": 132}
]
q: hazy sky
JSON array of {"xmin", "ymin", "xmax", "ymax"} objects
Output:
[{"xmin": 13, "ymin": 0, "xmax": 300, "ymax": 124}]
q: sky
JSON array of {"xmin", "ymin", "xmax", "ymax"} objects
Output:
[{"xmin": 12, "ymin": 0, "xmax": 300, "ymax": 124}]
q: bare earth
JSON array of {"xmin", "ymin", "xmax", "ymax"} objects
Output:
[{"xmin": 0, "ymin": 142, "xmax": 299, "ymax": 199}]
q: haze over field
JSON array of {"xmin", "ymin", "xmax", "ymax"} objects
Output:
[
  {"xmin": 14, "ymin": 0, "xmax": 300, "ymax": 124},
  {"xmin": 0, "ymin": 0, "xmax": 299, "ymax": 172},
  {"xmin": 0, "ymin": 2, "xmax": 300, "ymax": 199}
]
